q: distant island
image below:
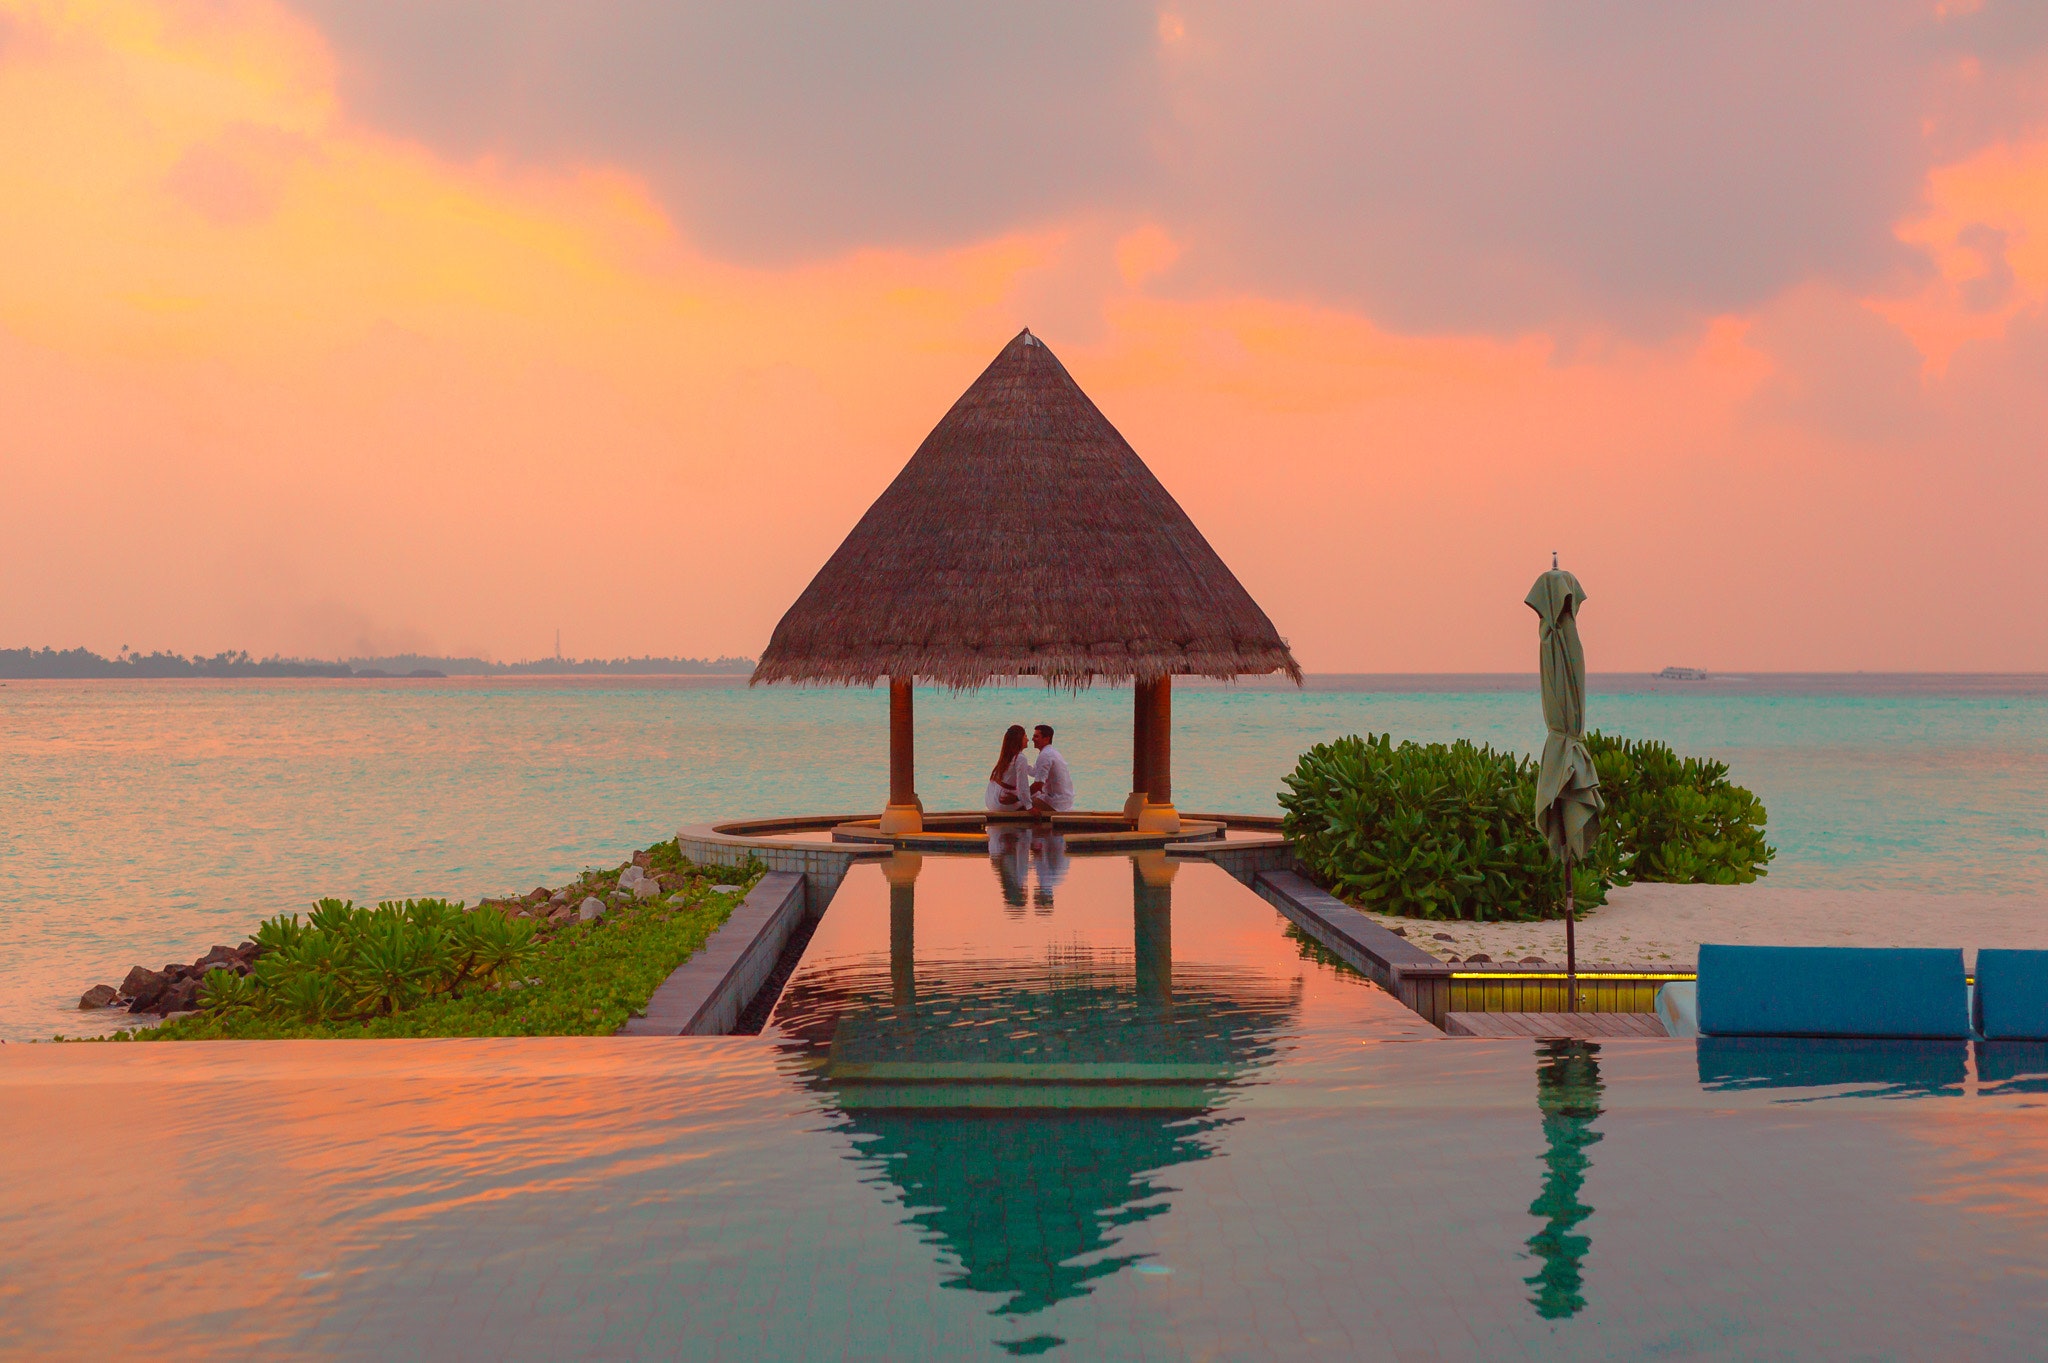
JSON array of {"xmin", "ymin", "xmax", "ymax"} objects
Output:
[{"xmin": 0, "ymin": 647, "xmax": 756, "ymax": 679}]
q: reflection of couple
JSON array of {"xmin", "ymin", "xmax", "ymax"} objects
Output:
[
  {"xmin": 988, "ymin": 824, "xmax": 1069, "ymax": 913},
  {"xmin": 984, "ymin": 723, "xmax": 1074, "ymax": 814}
]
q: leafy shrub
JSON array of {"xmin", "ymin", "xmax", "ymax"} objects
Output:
[
  {"xmin": 1280, "ymin": 731, "xmax": 1773, "ymax": 922},
  {"xmin": 209, "ymin": 898, "xmax": 538, "ymax": 1024},
  {"xmin": 1279, "ymin": 734, "xmax": 1598, "ymax": 922},
  {"xmin": 1582, "ymin": 732, "xmax": 1774, "ymax": 885}
]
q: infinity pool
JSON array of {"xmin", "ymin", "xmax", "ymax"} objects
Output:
[{"xmin": 5, "ymin": 851, "xmax": 2048, "ymax": 1358}]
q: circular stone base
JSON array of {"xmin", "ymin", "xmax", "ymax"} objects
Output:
[{"xmin": 704, "ymin": 810, "xmax": 1281, "ymax": 854}]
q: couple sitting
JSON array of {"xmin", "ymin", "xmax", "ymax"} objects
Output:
[{"xmin": 985, "ymin": 724, "xmax": 1073, "ymax": 814}]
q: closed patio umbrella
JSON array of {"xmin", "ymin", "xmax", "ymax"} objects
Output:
[{"xmin": 1527, "ymin": 557, "xmax": 1603, "ymax": 1008}]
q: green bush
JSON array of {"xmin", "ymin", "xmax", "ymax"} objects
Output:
[
  {"xmin": 202, "ymin": 897, "xmax": 539, "ymax": 1024},
  {"xmin": 1279, "ymin": 731, "xmax": 1772, "ymax": 922},
  {"xmin": 1583, "ymin": 731, "xmax": 1774, "ymax": 885}
]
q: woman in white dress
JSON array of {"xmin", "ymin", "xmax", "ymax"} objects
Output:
[{"xmin": 985, "ymin": 724, "xmax": 1032, "ymax": 813}]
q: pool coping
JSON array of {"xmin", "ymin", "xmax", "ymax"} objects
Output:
[{"xmin": 620, "ymin": 872, "xmax": 808, "ymax": 1036}]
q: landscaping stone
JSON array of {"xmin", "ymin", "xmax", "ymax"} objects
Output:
[
  {"xmin": 1432, "ymin": 932, "xmax": 1456, "ymax": 942},
  {"xmin": 123, "ymin": 967, "xmax": 169, "ymax": 1010},
  {"xmin": 1465, "ymin": 953, "xmax": 1493, "ymax": 964},
  {"xmin": 1389, "ymin": 926, "xmax": 1408, "ymax": 937},
  {"xmin": 155, "ymin": 977, "xmax": 201, "ymax": 1014},
  {"xmin": 78, "ymin": 985, "xmax": 118, "ymax": 1009},
  {"xmin": 579, "ymin": 896, "xmax": 606, "ymax": 922},
  {"xmin": 618, "ymin": 865, "xmax": 664, "ymax": 899},
  {"xmin": 711, "ymin": 885, "xmax": 742, "ymax": 895}
]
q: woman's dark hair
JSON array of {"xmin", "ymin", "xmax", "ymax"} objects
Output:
[{"xmin": 991, "ymin": 724, "xmax": 1028, "ymax": 781}]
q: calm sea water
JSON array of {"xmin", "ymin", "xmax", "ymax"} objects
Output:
[{"xmin": 3, "ymin": 674, "xmax": 2044, "ymax": 1041}]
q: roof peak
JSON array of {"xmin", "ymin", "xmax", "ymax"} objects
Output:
[{"xmin": 754, "ymin": 328, "xmax": 1300, "ymax": 689}]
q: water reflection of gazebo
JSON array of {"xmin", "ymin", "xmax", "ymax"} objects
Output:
[
  {"xmin": 774, "ymin": 853, "xmax": 1304, "ymax": 1106},
  {"xmin": 770, "ymin": 851, "xmax": 1304, "ymax": 1326},
  {"xmin": 751, "ymin": 329, "xmax": 1300, "ymax": 836}
]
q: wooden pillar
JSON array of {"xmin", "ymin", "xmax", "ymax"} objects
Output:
[
  {"xmin": 880, "ymin": 676, "xmax": 922, "ymax": 833},
  {"xmin": 1148, "ymin": 677, "xmax": 1172, "ymax": 805},
  {"xmin": 1123, "ymin": 679, "xmax": 1156, "ymax": 822},
  {"xmin": 1137, "ymin": 676, "xmax": 1180, "ymax": 831}
]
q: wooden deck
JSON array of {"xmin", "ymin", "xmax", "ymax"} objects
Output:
[{"xmin": 1444, "ymin": 1011, "xmax": 1669, "ymax": 1039}]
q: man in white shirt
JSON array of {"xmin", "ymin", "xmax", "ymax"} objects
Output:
[{"xmin": 1028, "ymin": 725, "xmax": 1075, "ymax": 813}]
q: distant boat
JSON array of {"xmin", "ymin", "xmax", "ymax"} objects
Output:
[{"xmin": 1656, "ymin": 666, "xmax": 1708, "ymax": 681}]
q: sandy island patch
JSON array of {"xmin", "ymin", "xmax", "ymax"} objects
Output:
[{"xmin": 1360, "ymin": 883, "xmax": 2048, "ymax": 968}]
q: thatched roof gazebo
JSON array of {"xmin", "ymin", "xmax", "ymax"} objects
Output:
[{"xmin": 755, "ymin": 328, "xmax": 1300, "ymax": 833}]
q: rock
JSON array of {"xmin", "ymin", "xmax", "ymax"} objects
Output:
[
  {"xmin": 78, "ymin": 985, "xmax": 118, "ymax": 1009},
  {"xmin": 548, "ymin": 906, "xmax": 575, "ymax": 924},
  {"xmin": 153, "ymin": 977, "xmax": 201, "ymax": 1014},
  {"xmin": 1444, "ymin": 954, "xmax": 1461, "ymax": 963},
  {"xmin": 548, "ymin": 890, "xmax": 570, "ymax": 907},
  {"xmin": 578, "ymin": 896, "xmax": 606, "ymax": 922},
  {"xmin": 1389, "ymin": 926, "xmax": 1408, "ymax": 937},
  {"xmin": 526, "ymin": 886, "xmax": 551, "ymax": 903},
  {"xmin": 235, "ymin": 941, "xmax": 260, "ymax": 960},
  {"xmin": 1431, "ymin": 932, "xmax": 1456, "ymax": 942},
  {"xmin": 711, "ymin": 884, "xmax": 742, "ymax": 895},
  {"xmin": 631, "ymin": 850, "xmax": 652, "ymax": 870},
  {"xmin": 122, "ymin": 967, "xmax": 169, "ymax": 1009},
  {"xmin": 1465, "ymin": 953, "xmax": 1493, "ymax": 964},
  {"xmin": 1520, "ymin": 956, "xmax": 1547, "ymax": 965},
  {"xmin": 196, "ymin": 945, "xmax": 239, "ymax": 970}
]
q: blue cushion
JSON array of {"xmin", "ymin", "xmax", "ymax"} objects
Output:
[
  {"xmin": 1697, "ymin": 944, "xmax": 1969, "ymax": 1038},
  {"xmin": 1974, "ymin": 949, "xmax": 2048, "ymax": 1040}
]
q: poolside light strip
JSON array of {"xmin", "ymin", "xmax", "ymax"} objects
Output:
[{"xmin": 1448, "ymin": 970, "xmax": 1695, "ymax": 981}]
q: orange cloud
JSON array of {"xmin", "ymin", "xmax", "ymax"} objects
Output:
[{"xmin": 1878, "ymin": 137, "xmax": 2048, "ymax": 373}]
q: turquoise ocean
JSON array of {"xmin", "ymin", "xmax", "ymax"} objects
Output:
[{"xmin": 3, "ymin": 674, "xmax": 2043, "ymax": 1041}]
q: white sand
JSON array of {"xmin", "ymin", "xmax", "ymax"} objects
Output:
[{"xmin": 1363, "ymin": 883, "xmax": 2048, "ymax": 969}]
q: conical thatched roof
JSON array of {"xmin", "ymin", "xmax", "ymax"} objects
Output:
[{"xmin": 755, "ymin": 329, "xmax": 1301, "ymax": 689}]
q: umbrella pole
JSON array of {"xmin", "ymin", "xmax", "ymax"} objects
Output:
[{"xmin": 1564, "ymin": 853, "xmax": 1577, "ymax": 1013}]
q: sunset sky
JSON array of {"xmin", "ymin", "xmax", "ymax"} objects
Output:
[{"xmin": 4, "ymin": 0, "xmax": 2047, "ymax": 671}]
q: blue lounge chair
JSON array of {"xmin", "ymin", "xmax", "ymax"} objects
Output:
[
  {"xmin": 1696, "ymin": 944, "xmax": 1970, "ymax": 1039},
  {"xmin": 1974, "ymin": 949, "xmax": 2048, "ymax": 1041}
]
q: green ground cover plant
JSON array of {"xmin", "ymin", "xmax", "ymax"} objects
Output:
[
  {"xmin": 119, "ymin": 844, "xmax": 764, "ymax": 1039},
  {"xmin": 1278, "ymin": 731, "xmax": 1773, "ymax": 922}
]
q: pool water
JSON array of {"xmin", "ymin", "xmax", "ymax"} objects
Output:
[{"xmin": 10, "ymin": 853, "xmax": 2048, "ymax": 1358}]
